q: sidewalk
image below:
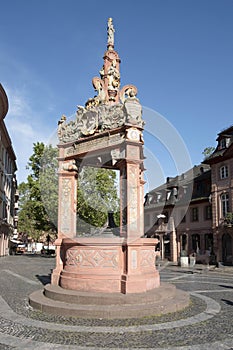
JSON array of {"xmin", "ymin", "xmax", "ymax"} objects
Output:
[
  {"xmin": 157, "ymin": 259, "xmax": 233, "ymax": 274},
  {"xmin": 0, "ymin": 255, "xmax": 233, "ymax": 350}
]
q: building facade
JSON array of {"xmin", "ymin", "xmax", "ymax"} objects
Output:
[
  {"xmin": 0, "ymin": 83, "xmax": 18, "ymax": 256},
  {"xmin": 204, "ymin": 125, "xmax": 233, "ymax": 265},
  {"xmin": 144, "ymin": 164, "xmax": 213, "ymax": 263},
  {"xmin": 145, "ymin": 126, "xmax": 233, "ymax": 266}
]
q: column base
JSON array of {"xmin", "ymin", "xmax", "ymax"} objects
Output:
[{"xmin": 121, "ymin": 271, "xmax": 160, "ymax": 294}]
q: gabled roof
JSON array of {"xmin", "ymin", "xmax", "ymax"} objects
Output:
[
  {"xmin": 145, "ymin": 164, "xmax": 211, "ymax": 208},
  {"xmin": 217, "ymin": 125, "xmax": 233, "ymax": 139},
  {"xmin": 204, "ymin": 125, "xmax": 233, "ymax": 164}
]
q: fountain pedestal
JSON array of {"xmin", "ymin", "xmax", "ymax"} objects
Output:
[{"xmin": 52, "ymin": 237, "xmax": 159, "ymax": 294}]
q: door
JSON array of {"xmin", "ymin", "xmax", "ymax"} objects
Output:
[{"xmin": 222, "ymin": 233, "xmax": 232, "ymax": 265}]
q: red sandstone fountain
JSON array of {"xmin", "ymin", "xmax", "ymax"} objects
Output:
[{"xmin": 29, "ymin": 19, "xmax": 189, "ymax": 318}]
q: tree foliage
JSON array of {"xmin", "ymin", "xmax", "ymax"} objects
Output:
[
  {"xmin": 39, "ymin": 144, "xmax": 59, "ymax": 229},
  {"xmin": 18, "ymin": 142, "xmax": 120, "ymax": 239},
  {"xmin": 18, "ymin": 142, "xmax": 58, "ymax": 241},
  {"xmin": 77, "ymin": 166, "xmax": 120, "ymax": 231},
  {"xmin": 202, "ymin": 146, "xmax": 215, "ymax": 159}
]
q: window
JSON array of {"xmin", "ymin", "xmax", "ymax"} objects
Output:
[
  {"xmin": 156, "ymin": 193, "xmax": 161, "ymax": 203},
  {"xmin": 204, "ymin": 205, "xmax": 212, "ymax": 220},
  {"xmin": 219, "ymin": 137, "xmax": 230, "ymax": 149},
  {"xmin": 221, "ymin": 193, "xmax": 229, "ymax": 218},
  {"xmin": 191, "ymin": 207, "xmax": 198, "ymax": 222},
  {"xmin": 166, "ymin": 191, "xmax": 171, "ymax": 200},
  {"xmin": 220, "ymin": 165, "xmax": 228, "ymax": 179},
  {"xmin": 219, "ymin": 138, "xmax": 226, "ymax": 149}
]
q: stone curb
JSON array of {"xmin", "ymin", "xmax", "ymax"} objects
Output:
[{"xmin": 0, "ymin": 292, "xmax": 220, "ymax": 333}]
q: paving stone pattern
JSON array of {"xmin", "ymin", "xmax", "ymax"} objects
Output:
[{"xmin": 0, "ymin": 255, "xmax": 233, "ymax": 349}]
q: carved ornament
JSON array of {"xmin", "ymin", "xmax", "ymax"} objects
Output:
[
  {"xmin": 57, "ymin": 18, "xmax": 144, "ymax": 143},
  {"xmin": 58, "ymin": 100, "xmax": 144, "ymax": 143},
  {"xmin": 66, "ymin": 248, "xmax": 119, "ymax": 269}
]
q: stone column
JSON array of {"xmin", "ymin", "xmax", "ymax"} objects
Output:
[
  {"xmin": 126, "ymin": 161, "xmax": 141, "ymax": 241},
  {"xmin": 57, "ymin": 168, "xmax": 77, "ymax": 239},
  {"xmin": 119, "ymin": 142, "xmax": 143, "ymax": 240},
  {"xmin": 170, "ymin": 217, "xmax": 178, "ymax": 263},
  {"xmin": 119, "ymin": 166, "xmax": 127, "ymax": 237},
  {"xmin": 125, "ymin": 142, "xmax": 144, "ymax": 241},
  {"xmin": 160, "ymin": 233, "xmax": 165, "ymax": 260},
  {"xmin": 52, "ymin": 156, "xmax": 78, "ymax": 285},
  {"xmin": 177, "ymin": 234, "xmax": 181, "ymax": 259},
  {"xmin": 139, "ymin": 170, "xmax": 146, "ymax": 239}
]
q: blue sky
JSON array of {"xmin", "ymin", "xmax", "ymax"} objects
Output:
[{"xmin": 1, "ymin": 0, "xmax": 233, "ymax": 191}]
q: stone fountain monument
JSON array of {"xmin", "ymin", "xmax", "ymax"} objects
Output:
[{"xmin": 29, "ymin": 19, "xmax": 189, "ymax": 318}]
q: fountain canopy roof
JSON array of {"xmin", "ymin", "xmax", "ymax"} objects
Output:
[{"xmin": 58, "ymin": 18, "xmax": 144, "ymax": 144}]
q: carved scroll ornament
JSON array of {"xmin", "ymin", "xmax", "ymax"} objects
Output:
[{"xmin": 58, "ymin": 97, "xmax": 144, "ymax": 143}]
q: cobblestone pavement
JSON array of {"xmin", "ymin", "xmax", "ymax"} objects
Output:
[{"xmin": 0, "ymin": 255, "xmax": 233, "ymax": 349}]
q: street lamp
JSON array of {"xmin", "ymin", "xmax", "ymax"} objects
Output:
[{"xmin": 157, "ymin": 214, "xmax": 166, "ymax": 260}]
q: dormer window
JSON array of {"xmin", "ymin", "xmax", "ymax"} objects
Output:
[
  {"xmin": 219, "ymin": 138, "xmax": 226, "ymax": 149},
  {"xmin": 166, "ymin": 191, "xmax": 171, "ymax": 200},
  {"xmin": 219, "ymin": 137, "xmax": 230, "ymax": 149},
  {"xmin": 220, "ymin": 165, "xmax": 228, "ymax": 179}
]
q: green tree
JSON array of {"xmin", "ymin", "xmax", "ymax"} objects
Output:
[
  {"xmin": 39, "ymin": 144, "xmax": 59, "ymax": 229},
  {"xmin": 77, "ymin": 166, "xmax": 120, "ymax": 231},
  {"xmin": 18, "ymin": 181, "xmax": 42, "ymax": 241},
  {"xmin": 18, "ymin": 142, "xmax": 58, "ymax": 241},
  {"xmin": 202, "ymin": 146, "xmax": 215, "ymax": 159},
  {"xmin": 18, "ymin": 142, "xmax": 120, "ymax": 238}
]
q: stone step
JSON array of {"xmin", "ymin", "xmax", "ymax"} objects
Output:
[
  {"xmin": 44, "ymin": 282, "xmax": 176, "ymax": 305},
  {"xmin": 29, "ymin": 283, "xmax": 189, "ymax": 319}
]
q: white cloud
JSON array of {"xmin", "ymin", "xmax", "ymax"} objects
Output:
[
  {"xmin": 7, "ymin": 118, "xmax": 36, "ymax": 139},
  {"xmin": 4, "ymin": 86, "xmax": 52, "ymax": 183},
  {"xmin": 8, "ymin": 93, "xmax": 30, "ymax": 117}
]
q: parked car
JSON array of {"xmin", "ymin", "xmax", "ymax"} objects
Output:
[{"xmin": 9, "ymin": 240, "xmax": 26, "ymax": 255}]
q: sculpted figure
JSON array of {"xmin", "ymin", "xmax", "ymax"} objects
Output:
[
  {"xmin": 120, "ymin": 85, "xmax": 138, "ymax": 103},
  {"xmin": 58, "ymin": 115, "xmax": 67, "ymax": 139},
  {"xmin": 92, "ymin": 77, "xmax": 106, "ymax": 104},
  {"xmin": 107, "ymin": 17, "xmax": 114, "ymax": 48},
  {"xmin": 107, "ymin": 60, "xmax": 120, "ymax": 90}
]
